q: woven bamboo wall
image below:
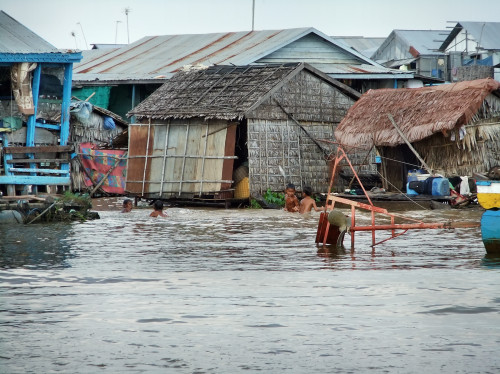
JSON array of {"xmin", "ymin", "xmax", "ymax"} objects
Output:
[
  {"xmin": 246, "ymin": 70, "xmax": 363, "ymax": 195},
  {"xmin": 248, "ymin": 118, "xmax": 337, "ymax": 195}
]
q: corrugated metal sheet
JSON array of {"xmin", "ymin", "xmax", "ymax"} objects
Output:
[
  {"xmin": 372, "ymin": 30, "xmax": 447, "ymax": 63},
  {"xmin": 0, "ymin": 11, "xmax": 59, "ymax": 54},
  {"xmin": 73, "ymin": 27, "xmax": 405, "ymax": 83},
  {"xmin": 455, "ymin": 22, "xmax": 500, "ymax": 50},
  {"xmin": 331, "ymin": 36, "xmax": 386, "ymax": 58},
  {"xmin": 440, "ymin": 22, "xmax": 500, "ymax": 51},
  {"xmin": 394, "ymin": 30, "xmax": 448, "ymax": 55}
]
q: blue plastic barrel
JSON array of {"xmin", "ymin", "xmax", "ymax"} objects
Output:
[
  {"xmin": 431, "ymin": 177, "xmax": 450, "ymax": 196},
  {"xmin": 406, "ymin": 182, "xmax": 418, "ymax": 195},
  {"xmin": 407, "ymin": 169, "xmax": 420, "ymax": 183}
]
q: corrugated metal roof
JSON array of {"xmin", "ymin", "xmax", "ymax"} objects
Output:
[
  {"xmin": 372, "ymin": 30, "xmax": 447, "ymax": 63},
  {"xmin": 394, "ymin": 30, "xmax": 448, "ymax": 55},
  {"xmin": 440, "ymin": 22, "xmax": 500, "ymax": 51},
  {"xmin": 331, "ymin": 36, "xmax": 386, "ymax": 58},
  {"xmin": 0, "ymin": 11, "xmax": 59, "ymax": 54},
  {"xmin": 73, "ymin": 27, "xmax": 405, "ymax": 83}
]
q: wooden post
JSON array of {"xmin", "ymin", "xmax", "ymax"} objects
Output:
[{"xmin": 387, "ymin": 113, "xmax": 432, "ymax": 173}]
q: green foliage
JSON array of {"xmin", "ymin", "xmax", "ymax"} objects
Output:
[
  {"xmin": 263, "ymin": 189, "xmax": 285, "ymax": 207},
  {"xmin": 249, "ymin": 199, "xmax": 262, "ymax": 209},
  {"xmin": 59, "ymin": 191, "xmax": 92, "ymax": 210}
]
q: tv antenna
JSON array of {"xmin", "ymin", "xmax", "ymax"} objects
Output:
[
  {"xmin": 77, "ymin": 22, "xmax": 88, "ymax": 49},
  {"xmin": 124, "ymin": 7, "xmax": 131, "ymax": 44}
]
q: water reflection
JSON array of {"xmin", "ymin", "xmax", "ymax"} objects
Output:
[
  {"xmin": 0, "ymin": 223, "xmax": 74, "ymax": 269},
  {"xmin": 481, "ymin": 253, "xmax": 500, "ymax": 268}
]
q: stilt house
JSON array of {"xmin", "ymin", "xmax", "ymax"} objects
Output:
[
  {"xmin": 334, "ymin": 78, "xmax": 500, "ymax": 191},
  {"xmin": 127, "ymin": 63, "xmax": 360, "ymax": 202},
  {"xmin": 0, "ymin": 11, "xmax": 82, "ymax": 196}
]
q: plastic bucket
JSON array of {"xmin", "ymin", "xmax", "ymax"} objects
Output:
[{"xmin": 432, "ymin": 177, "xmax": 450, "ymax": 196}]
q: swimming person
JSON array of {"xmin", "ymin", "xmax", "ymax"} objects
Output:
[
  {"xmin": 121, "ymin": 199, "xmax": 133, "ymax": 213},
  {"xmin": 299, "ymin": 186, "xmax": 321, "ymax": 213},
  {"xmin": 150, "ymin": 200, "xmax": 167, "ymax": 217},
  {"xmin": 284, "ymin": 183, "xmax": 299, "ymax": 212}
]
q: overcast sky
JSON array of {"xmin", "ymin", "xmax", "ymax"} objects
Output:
[{"xmin": 2, "ymin": 0, "xmax": 500, "ymax": 50}]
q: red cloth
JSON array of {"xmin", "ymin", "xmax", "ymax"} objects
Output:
[{"xmin": 79, "ymin": 142, "xmax": 127, "ymax": 194}]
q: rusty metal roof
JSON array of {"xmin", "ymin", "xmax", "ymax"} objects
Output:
[
  {"xmin": 73, "ymin": 27, "xmax": 407, "ymax": 84},
  {"xmin": 0, "ymin": 11, "xmax": 59, "ymax": 54}
]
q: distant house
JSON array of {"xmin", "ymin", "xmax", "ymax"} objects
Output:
[
  {"xmin": 439, "ymin": 22, "xmax": 500, "ymax": 82},
  {"xmin": 334, "ymin": 78, "xmax": 500, "ymax": 191},
  {"xmin": 371, "ymin": 30, "xmax": 448, "ymax": 85},
  {"xmin": 126, "ymin": 63, "xmax": 361, "ymax": 202},
  {"xmin": 0, "ymin": 11, "xmax": 82, "ymax": 196},
  {"xmin": 332, "ymin": 36, "xmax": 386, "ymax": 58},
  {"xmin": 72, "ymin": 27, "xmax": 421, "ymax": 119}
]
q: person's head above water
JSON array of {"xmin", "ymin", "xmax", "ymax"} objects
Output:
[
  {"xmin": 302, "ymin": 186, "xmax": 312, "ymax": 197},
  {"xmin": 122, "ymin": 199, "xmax": 133, "ymax": 212},
  {"xmin": 153, "ymin": 200, "xmax": 163, "ymax": 211}
]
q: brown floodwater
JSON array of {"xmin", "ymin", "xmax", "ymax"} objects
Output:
[{"xmin": 1, "ymin": 202, "xmax": 499, "ymax": 373}]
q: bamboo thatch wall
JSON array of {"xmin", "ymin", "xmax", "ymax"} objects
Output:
[
  {"xmin": 414, "ymin": 119, "xmax": 500, "ymax": 176},
  {"xmin": 247, "ymin": 119, "xmax": 335, "ymax": 195},
  {"xmin": 247, "ymin": 70, "xmax": 358, "ymax": 195}
]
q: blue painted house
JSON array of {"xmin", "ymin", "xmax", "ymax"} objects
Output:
[{"xmin": 0, "ymin": 11, "xmax": 82, "ymax": 196}]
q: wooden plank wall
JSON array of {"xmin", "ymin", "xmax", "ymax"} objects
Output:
[{"xmin": 128, "ymin": 119, "xmax": 233, "ymax": 198}]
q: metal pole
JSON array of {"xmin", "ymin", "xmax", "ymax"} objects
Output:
[
  {"xmin": 77, "ymin": 22, "xmax": 88, "ymax": 49},
  {"xmin": 252, "ymin": 0, "xmax": 255, "ymax": 31},
  {"xmin": 115, "ymin": 20, "xmax": 122, "ymax": 44},
  {"xmin": 125, "ymin": 8, "xmax": 131, "ymax": 44}
]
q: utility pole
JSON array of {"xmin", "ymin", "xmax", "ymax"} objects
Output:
[
  {"xmin": 124, "ymin": 7, "xmax": 131, "ymax": 44},
  {"xmin": 115, "ymin": 20, "xmax": 122, "ymax": 44},
  {"xmin": 77, "ymin": 22, "xmax": 88, "ymax": 49},
  {"xmin": 251, "ymin": 0, "xmax": 255, "ymax": 31}
]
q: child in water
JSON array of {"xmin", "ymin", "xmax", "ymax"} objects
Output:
[
  {"xmin": 121, "ymin": 199, "xmax": 133, "ymax": 213},
  {"xmin": 299, "ymin": 186, "xmax": 321, "ymax": 213},
  {"xmin": 150, "ymin": 200, "xmax": 168, "ymax": 217},
  {"xmin": 284, "ymin": 183, "xmax": 299, "ymax": 212}
]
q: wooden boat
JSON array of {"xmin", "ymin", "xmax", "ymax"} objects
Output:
[
  {"xmin": 476, "ymin": 180, "xmax": 500, "ymax": 209},
  {"xmin": 481, "ymin": 209, "xmax": 500, "ymax": 255}
]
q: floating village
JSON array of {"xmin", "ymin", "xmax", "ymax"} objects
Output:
[{"xmin": 0, "ymin": 11, "xmax": 499, "ymax": 253}]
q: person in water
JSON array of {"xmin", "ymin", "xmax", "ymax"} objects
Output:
[
  {"xmin": 284, "ymin": 183, "xmax": 299, "ymax": 212},
  {"xmin": 121, "ymin": 199, "xmax": 133, "ymax": 213},
  {"xmin": 150, "ymin": 200, "xmax": 167, "ymax": 217},
  {"xmin": 299, "ymin": 186, "xmax": 322, "ymax": 213}
]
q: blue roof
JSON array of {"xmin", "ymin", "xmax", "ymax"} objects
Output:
[{"xmin": 0, "ymin": 11, "xmax": 81, "ymax": 63}]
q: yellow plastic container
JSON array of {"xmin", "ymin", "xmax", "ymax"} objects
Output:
[{"xmin": 234, "ymin": 177, "xmax": 250, "ymax": 199}]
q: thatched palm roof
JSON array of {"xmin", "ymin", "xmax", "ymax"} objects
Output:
[
  {"xmin": 335, "ymin": 78, "xmax": 500, "ymax": 148},
  {"xmin": 129, "ymin": 62, "xmax": 359, "ymax": 120}
]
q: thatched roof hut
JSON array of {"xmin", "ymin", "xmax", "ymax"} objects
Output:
[
  {"xmin": 127, "ymin": 63, "xmax": 360, "ymax": 202},
  {"xmin": 335, "ymin": 78, "xmax": 500, "ymax": 190}
]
